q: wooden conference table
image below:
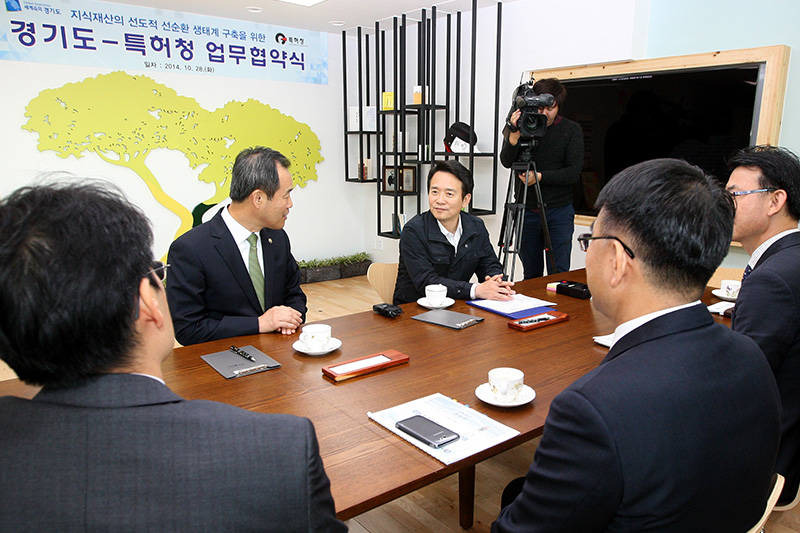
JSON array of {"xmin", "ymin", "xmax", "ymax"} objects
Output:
[{"xmin": 0, "ymin": 271, "xmax": 729, "ymax": 528}]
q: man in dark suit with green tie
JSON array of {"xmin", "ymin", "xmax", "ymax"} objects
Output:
[{"xmin": 167, "ymin": 146, "xmax": 307, "ymax": 345}]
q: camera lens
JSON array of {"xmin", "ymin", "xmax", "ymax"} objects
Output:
[{"xmin": 519, "ymin": 110, "xmax": 547, "ymax": 138}]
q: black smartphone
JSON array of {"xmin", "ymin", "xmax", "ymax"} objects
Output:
[{"xmin": 395, "ymin": 415, "xmax": 459, "ymax": 448}]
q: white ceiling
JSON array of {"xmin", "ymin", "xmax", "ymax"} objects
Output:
[{"xmin": 101, "ymin": 0, "xmax": 516, "ymax": 33}]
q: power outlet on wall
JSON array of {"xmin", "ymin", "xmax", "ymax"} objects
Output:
[{"xmin": 374, "ymin": 237, "xmax": 384, "ymax": 251}]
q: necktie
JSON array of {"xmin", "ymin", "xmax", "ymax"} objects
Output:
[
  {"xmin": 247, "ymin": 233, "xmax": 265, "ymax": 312},
  {"xmin": 742, "ymin": 264, "xmax": 753, "ymax": 282}
]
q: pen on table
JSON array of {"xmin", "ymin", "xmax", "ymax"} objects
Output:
[
  {"xmin": 520, "ymin": 316, "xmax": 549, "ymax": 325},
  {"xmin": 231, "ymin": 345, "xmax": 256, "ymax": 362}
]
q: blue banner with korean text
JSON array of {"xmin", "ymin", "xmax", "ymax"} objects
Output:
[{"xmin": 1, "ymin": 0, "xmax": 327, "ymax": 83}]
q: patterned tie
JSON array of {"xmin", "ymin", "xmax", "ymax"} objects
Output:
[
  {"xmin": 247, "ymin": 233, "xmax": 265, "ymax": 312},
  {"xmin": 742, "ymin": 264, "xmax": 753, "ymax": 282}
]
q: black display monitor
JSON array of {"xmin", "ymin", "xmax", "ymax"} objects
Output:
[{"xmin": 558, "ymin": 65, "xmax": 763, "ymax": 215}]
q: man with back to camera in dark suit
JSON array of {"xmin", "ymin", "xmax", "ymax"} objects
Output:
[
  {"xmin": 392, "ymin": 159, "xmax": 515, "ymax": 304},
  {"xmin": 727, "ymin": 145, "xmax": 800, "ymax": 504},
  {"xmin": 167, "ymin": 146, "xmax": 307, "ymax": 345},
  {"xmin": 492, "ymin": 159, "xmax": 781, "ymax": 532},
  {"xmin": 0, "ymin": 182, "xmax": 346, "ymax": 531},
  {"xmin": 500, "ymin": 77, "xmax": 584, "ymax": 279}
]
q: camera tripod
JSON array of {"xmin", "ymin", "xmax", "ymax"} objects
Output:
[{"xmin": 497, "ymin": 141, "xmax": 556, "ymax": 280}]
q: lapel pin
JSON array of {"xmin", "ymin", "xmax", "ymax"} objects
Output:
[{"xmin": 268, "ymin": 238, "xmax": 273, "ymax": 244}]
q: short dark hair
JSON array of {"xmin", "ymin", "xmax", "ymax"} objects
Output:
[
  {"xmin": 426, "ymin": 160, "xmax": 473, "ymax": 198},
  {"xmin": 229, "ymin": 146, "xmax": 291, "ymax": 202},
  {"xmin": 533, "ymin": 78, "xmax": 567, "ymax": 108},
  {"xmin": 0, "ymin": 182, "xmax": 155, "ymax": 388},
  {"xmin": 596, "ymin": 158, "xmax": 735, "ymax": 294},
  {"xmin": 727, "ymin": 145, "xmax": 800, "ymax": 221}
]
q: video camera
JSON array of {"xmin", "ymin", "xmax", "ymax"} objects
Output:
[{"xmin": 506, "ymin": 82, "xmax": 555, "ymax": 139}]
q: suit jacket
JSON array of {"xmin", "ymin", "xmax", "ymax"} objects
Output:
[
  {"xmin": 493, "ymin": 304, "xmax": 781, "ymax": 532},
  {"xmin": 393, "ymin": 210, "xmax": 504, "ymax": 304},
  {"xmin": 167, "ymin": 211, "xmax": 307, "ymax": 345},
  {"xmin": 732, "ymin": 231, "xmax": 800, "ymax": 502},
  {"xmin": 0, "ymin": 374, "xmax": 346, "ymax": 532}
]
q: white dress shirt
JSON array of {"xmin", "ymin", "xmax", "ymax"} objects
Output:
[{"xmin": 220, "ymin": 205, "xmax": 264, "ymax": 274}]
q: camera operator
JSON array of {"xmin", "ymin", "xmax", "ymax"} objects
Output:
[{"xmin": 500, "ymin": 78, "xmax": 584, "ymax": 279}]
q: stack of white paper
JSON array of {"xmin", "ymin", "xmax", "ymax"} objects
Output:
[{"xmin": 368, "ymin": 393, "xmax": 520, "ymax": 465}]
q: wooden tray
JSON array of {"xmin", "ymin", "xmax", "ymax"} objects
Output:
[
  {"xmin": 322, "ymin": 349, "xmax": 409, "ymax": 381},
  {"xmin": 508, "ymin": 310, "xmax": 569, "ymax": 332}
]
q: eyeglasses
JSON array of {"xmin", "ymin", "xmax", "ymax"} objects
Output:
[
  {"xmin": 729, "ymin": 188, "xmax": 777, "ymax": 198},
  {"xmin": 148, "ymin": 261, "xmax": 170, "ymax": 281},
  {"xmin": 577, "ymin": 233, "xmax": 635, "ymax": 259}
]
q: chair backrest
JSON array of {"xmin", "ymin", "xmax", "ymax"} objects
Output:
[
  {"xmin": 774, "ymin": 475, "xmax": 800, "ymax": 512},
  {"xmin": 707, "ymin": 266, "xmax": 745, "ymax": 289},
  {"xmin": 367, "ymin": 263, "xmax": 398, "ymax": 304},
  {"xmin": 0, "ymin": 360, "xmax": 18, "ymax": 382},
  {"xmin": 747, "ymin": 473, "xmax": 784, "ymax": 533}
]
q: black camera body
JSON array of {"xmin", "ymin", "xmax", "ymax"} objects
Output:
[{"xmin": 507, "ymin": 82, "xmax": 555, "ymax": 139}]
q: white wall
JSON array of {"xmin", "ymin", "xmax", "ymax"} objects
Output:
[
  {"xmin": 7, "ymin": 0, "xmax": 790, "ymax": 272},
  {"xmin": 0, "ymin": 32, "xmax": 374, "ymax": 263}
]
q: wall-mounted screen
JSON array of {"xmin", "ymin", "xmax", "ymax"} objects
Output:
[{"xmin": 558, "ymin": 65, "xmax": 763, "ymax": 215}]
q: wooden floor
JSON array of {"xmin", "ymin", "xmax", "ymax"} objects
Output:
[{"xmin": 305, "ymin": 275, "xmax": 800, "ymax": 532}]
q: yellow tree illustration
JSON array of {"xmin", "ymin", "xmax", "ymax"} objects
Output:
[
  {"xmin": 188, "ymin": 98, "xmax": 324, "ymax": 208},
  {"xmin": 23, "ymin": 71, "xmax": 202, "ymax": 237},
  {"xmin": 22, "ymin": 71, "xmax": 324, "ymax": 239}
]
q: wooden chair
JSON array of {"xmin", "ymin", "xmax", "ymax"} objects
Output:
[
  {"xmin": 707, "ymin": 266, "xmax": 745, "ymax": 289},
  {"xmin": 367, "ymin": 262, "xmax": 398, "ymax": 304},
  {"xmin": 0, "ymin": 360, "xmax": 18, "ymax": 382},
  {"xmin": 747, "ymin": 473, "xmax": 784, "ymax": 533},
  {"xmin": 773, "ymin": 478, "xmax": 800, "ymax": 513}
]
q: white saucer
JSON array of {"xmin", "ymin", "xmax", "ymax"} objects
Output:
[
  {"xmin": 293, "ymin": 337, "xmax": 342, "ymax": 356},
  {"xmin": 417, "ymin": 296, "xmax": 455, "ymax": 309},
  {"xmin": 475, "ymin": 383, "xmax": 536, "ymax": 407},
  {"xmin": 711, "ymin": 288, "xmax": 737, "ymax": 302}
]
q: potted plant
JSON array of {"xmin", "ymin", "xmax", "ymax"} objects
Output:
[
  {"xmin": 297, "ymin": 252, "xmax": 372, "ymax": 284},
  {"xmin": 339, "ymin": 252, "xmax": 372, "ymax": 279},
  {"xmin": 297, "ymin": 257, "xmax": 341, "ymax": 284}
]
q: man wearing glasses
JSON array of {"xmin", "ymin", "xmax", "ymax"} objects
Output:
[
  {"xmin": 0, "ymin": 183, "xmax": 345, "ymax": 531},
  {"xmin": 493, "ymin": 159, "xmax": 780, "ymax": 531},
  {"xmin": 727, "ymin": 145, "xmax": 800, "ymax": 504}
]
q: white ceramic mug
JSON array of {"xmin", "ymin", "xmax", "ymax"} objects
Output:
[
  {"xmin": 720, "ymin": 279, "xmax": 742, "ymax": 299},
  {"xmin": 299, "ymin": 324, "xmax": 332, "ymax": 351},
  {"xmin": 488, "ymin": 367, "xmax": 524, "ymax": 402},
  {"xmin": 425, "ymin": 284, "xmax": 447, "ymax": 306}
]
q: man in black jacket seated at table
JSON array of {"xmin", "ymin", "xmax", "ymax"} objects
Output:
[
  {"xmin": 492, "ymin": 159, "xmax": 781, "ymax": 532},
  {"xmin": 393, "ymin": 160, "xmax": 515, "ymax": 304}
]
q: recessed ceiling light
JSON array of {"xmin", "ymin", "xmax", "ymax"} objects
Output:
[
  {"xmin": 275, "ymin": 0, "xmax": 327, "ymax": 6},
  {"xmin": 245, "ymin": 6, "xmax": 263, "ymax": 13},
  {"xmin": 329, "ymin": 20, "xmax": 345, "ymax": 26}
]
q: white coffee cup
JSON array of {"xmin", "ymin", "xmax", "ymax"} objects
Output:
[
  {"xmin": 425, "ymin": 284, "xmax": 447, "ymax": 306},
  {"xmin": 299, "ymin": 324, "xmax": 332, "ymax": 351},
  {"xmin": 720, "ymin": 279, "xmax": 742, "ymax": 299},
  {"xmin": 488, "ymin": 367, "xmax": 524, "ymax": 402}
]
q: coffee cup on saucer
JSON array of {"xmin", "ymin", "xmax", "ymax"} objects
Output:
[
  {"xmin": 425, "ymin": 284, "xmax": 447, "ymax": 306},
  {"xmin": 299, "ymin": 324, "xmax": 331, "ymax": 352},
  {"xmin": 488, "ymin": 367, "xmax": 524, "ymax": 403},
  {"xmin": 720, "ymin": 279, "xmax": 741, "ymax": 299}
]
